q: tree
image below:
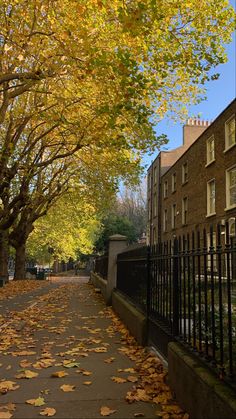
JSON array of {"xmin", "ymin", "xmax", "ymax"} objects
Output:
[
  {"xmin": 27, "ymin": 194, "xmax": 102, "ymax": 265},
  {"xmin": 95, "ymin": 213, "xmax": 137, "ymax": 253},
  {"xmin": 0, "ymin": 0, "xmax": 234, "ymax": 278},
  {"xmin": 116, "ymin": 183, "xmax": 147, "ymax": 241}
]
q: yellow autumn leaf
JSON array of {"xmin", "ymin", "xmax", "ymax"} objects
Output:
[
  {"xmin": 100, "ymin": 406, "xmax": 117, "ymax": 416},
  {"xmin": 127, "ymin": 376, "xmax": 138, "ymax": 383},
  {"xmin": 0, "ymin": 412, "xmax": 13, "ymax": 419},
  {"xmin": 82, "ymin": 371, "xmax": 92, "ymax": 376},
  {"xmin": 51, "ymin": 371, "xmax": 68, "ymax": 378},
  {"xmin": 60, "ymin": 384, "xmax": 75, "ymax": 392},
  {"xmin": 26, "ymin": 397, "xmax": 45, "ymax": 406},
  {"xmin": 111, "ymin": 376, "xmax": 127, "ymax": 384},
  {"xmin": 15, "ymin": 370, "xmax": 38, "ymax": 379},
  {"xmin": 40, "ymin": 407, "xmax": 56, "ymax": 417},
  {"xmin": 19, "ymin": 360, "xmax": 32, "ymax": 368},
  {"xmin": 123, "ymin": 368, "xmax": 135, "ymax": 373},
  {"xmin": 83, "ymin": 381, "xmax": 92, "ymax": 386},
  {"xmin": 104, "ymin": 358, "xmax": 115, "ymax": 364},
  {"xmin": 0, "ymin": 381, "xmax": 19, "ymax": 393},
  {"xmin": 93, "ymin": 347, "xmax": 107, "ymax": 353}
]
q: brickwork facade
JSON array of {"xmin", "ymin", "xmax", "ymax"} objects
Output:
[{"xmin": 147, "ymin": 99, "xmax": 236, "ymax": 244}]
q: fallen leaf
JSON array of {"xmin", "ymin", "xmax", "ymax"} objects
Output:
[
  {"xmin": 63, "ymin": 361, "xmax": 80, "ymax": 368},
  {"xmin": 162, "ymin": 405, "xmax": 183, "ymax": 414},
  {"xmin": 6, "ymin": 365, "xmax": 11, "ymax": 370},
  {"xmin": 60, "ymin": 384, "xmax": 75, "ymax": 392},
  {"xmin": 15, "ymin": 370, "xmax": 38, "ymax": 379},
  {"xmin": 93, "ymin": 347, "xmax": 107, "ymax": 353},
  {"xmin": 82, "ymin": 371, "xmax": 92, "ymax": 376},
  {"xmin": 127, "ymin": 376, "xmax": 138, "ymax": 383},
  {"xmin": 111, "ymin": 376, "xmax": 127, "ymax": 384},
  {"xmin": 40, "ymin": 407, "xmax": 56, "ymax": 417},
  {"xmin": 26, "ymin": 397, "xmax": 45, "ymax": 406},
  {"xmin": 51, "ymin": 371, "xmax": 68, "ymax": 378},
  {"xmin": 83, "ymin": 381, "xmax": 92, "ymax": 385},
  {"xmin": 0, "ymin": 381, "xmax": 19, "ymax": 393},
  {"xmin": 40, "ymin": 389, "xmax": 50, "ymax": 395},
  {"xmin": 19, "ymin": 360, "xmax": 32, "ymax": 368},
  {"xmin": 5, "ymin": 404, "xmax": 16, "ymax": 412},
  {"xmin": 100, "ymin": 406, "xmax": 117, "ymax": 416},
  {"xmin": 124, "ymin": 368, "xmax": 135, "ymax": 373},
  {"xmin": 0, "ymin": 412, "xmax": 12, "ymax": 419},
  {"xmin": 153, "ymin": 393, "xmax": 172, "ymax": 404},
  {"xmin": 104, "ymin": 358, "xmax": 115, "ymax": 364}
]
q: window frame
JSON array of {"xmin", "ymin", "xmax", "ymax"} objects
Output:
[
  {"xmin": 153, "ymin": 192, "xmax": 157, "ymax": 217},
  {"xmin": 225, "ymin": 115, "xmax": 235, "ymax": 151},
  {"xmin": 206, "ymin": 135, "xmax": 215, "ymax": 166},
  {"xmin": 225, "ymin": 165, "xmax": 236, "ymax": 211},
  {"xmin": 182, "ymin": 162, "xmax": 188, "ymax": 184},
  {"xmin": 153, "ymin": 166, "xmax": 157, "ymax": 185},
  {"xmin": 172, "ymin": 172, "xmax": 177, "ymax": 193},
  {"xmin": 182, "ymin": 197, "xmax": 188, "ymax": 225},
  {"xmin": 171, "ymin": 203, "xmax": 176, "ymax": 229},
  {"xmin": 163, "ymin": 209, "xmax": 168, "ymax": 232},
  {"xmin": 207, "ymin": 178, "xmax": 216, "ymax": 216},
  {"xmin": 163, "ymin": 180, "xmax": 168, "ymax": 198}
]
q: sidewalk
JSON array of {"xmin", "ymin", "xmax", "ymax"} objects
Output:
[{"xmin": 0, "ymin": 276, "xmax": 188, "ymax": 419}]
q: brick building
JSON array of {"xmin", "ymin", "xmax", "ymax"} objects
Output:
[{"xmin": 147, "ymin": 99, "xmax": 236, "ymax": 244}]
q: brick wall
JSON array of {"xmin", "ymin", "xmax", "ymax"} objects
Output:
[{"xmin": 161, "ymin": 100, "xmax": 236, "ymax": 241}]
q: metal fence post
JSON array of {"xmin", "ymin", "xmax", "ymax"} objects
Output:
[
  {"xmin": 146, "ymin": 245, "xmax": 151, "ymax": 344},
  {"xmin": 146, "ymin": 245, "xmax": 151, "ymax": 317},
  {"xmin": 172, "ymin": 238, "xmax": 179, "ymax": 337}
]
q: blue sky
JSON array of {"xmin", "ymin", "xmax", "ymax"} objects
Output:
[{"xmin": 143, "ymin": 26, "xmax": 236, "ymax": 170}]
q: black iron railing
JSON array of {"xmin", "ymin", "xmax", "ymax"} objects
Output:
[
  {"xmin": 117, "ymin": 246, "xmax": 148, "ymax": 311},
  {"xmin": 94, "ymin": 254, "xmax": 108, "ymax": 280},
  {"xmin": 116, "ymin": 221, "xmax": 236, "ymax": 383}
]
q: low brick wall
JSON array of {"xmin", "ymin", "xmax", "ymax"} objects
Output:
[
  {"xmin": 112, "ymin": 289, "xmax": 147, "ymax": 346},
  {"xmin": 90, "ymin": 272, "xmax": 107, "ymax": 302},
  {"xmin": 168, "ymin": 342, "xmax": 236, "ymax": 419}
]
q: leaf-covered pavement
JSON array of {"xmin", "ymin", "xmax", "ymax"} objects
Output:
[
  {"xmin": 0, "ymin": 278, "xmax": 189, "ymax": 418},
  {"xmin": 0, "ymin": 280, "xmax": 48, "ymax": 301}
]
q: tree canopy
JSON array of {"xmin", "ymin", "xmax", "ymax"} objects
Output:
[{"xmin": 0, "ymin": 0, "xmax": 234, "ymax": 278}]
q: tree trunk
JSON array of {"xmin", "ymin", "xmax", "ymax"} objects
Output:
[
  {"xmin": 14, "ymin": 242, "xmax": 26, "ymax": 280},
  {"xmin": 0, "ymin": 229, "xmax": 9, "ymax": 282}
]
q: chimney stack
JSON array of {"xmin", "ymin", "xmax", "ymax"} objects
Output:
[{"xmin": 183, "ymin": 118, "xmax": 212, "ymax": 147}]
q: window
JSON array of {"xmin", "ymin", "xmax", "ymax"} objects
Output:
[
  {"xmin": 163, "ymin": 209, "xmax": 168, "ymax": 232},
  {"xmin": 153, "ymin": 227, "xmax": 157, "ymax": 244},
  {"xmin": 207, "ymin": 232, "xmax": 217, "ymax": 271},
  {"xmin": 172, "ymin": 172, "xmax": 176, "ymax": 192},
  {"xmin": 226, "ymin": 166, "xmax": 236, "ymax": 209},
  {"xmin": 182, "ymin": 162, "xmax": 188, "ymax": 184},
  {"xmin": 153, "ymin": 166, "xmax": 157, "ymax": 184},
  {"xmin": 163, "ymin": 180, "xmax": 168, "ymax": 198},
  {"xmin": 182, "ymin": 197, "xmax": 188, "ymax": 225},
  {"xmin": 172, "ymin": 204, "xmax": 176, "ymax": 229},
  {"xmin": 207, "ymin": 179, "xmax": 216, "ymax": 216},
  {"xmin": 225, "ymin": 116, "xmax": 235, "ymax": 150},
  {"xmin": 148, "ymin": 199, "xmax": 151, "ymax": 220},
  {"xmin": 206, "ymin": 135, "xmax": 215, "ymax": 164},
  {"xmin": 154, "ymin": 193, "xmax": 157, "ymax": 217}
]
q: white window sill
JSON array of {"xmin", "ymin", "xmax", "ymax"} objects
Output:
[
  {"xmin": 224, "ymin": 143, "xmax": 236, "ymax": 153},
  {"xmin": 205, "ymin": 159, "xmax": 215, "ymax": 168},
  {"xmin": 225, "ymin": 204, "xmax": 236, "ymax": 211},
  {"xmin": 206, "ymin": 212, "xmax": 216, "ymax": 218}
]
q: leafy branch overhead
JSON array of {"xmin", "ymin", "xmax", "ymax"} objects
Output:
[{"xmin": 0, "ymin": 0, "xmax": 234, "ymax": 278}]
